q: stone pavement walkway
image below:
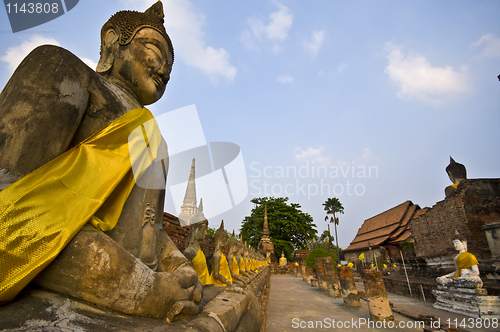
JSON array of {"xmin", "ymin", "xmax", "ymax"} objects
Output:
[{"xmin": 265, "ymin": 275, "xmax": 496, "ymax": 332}]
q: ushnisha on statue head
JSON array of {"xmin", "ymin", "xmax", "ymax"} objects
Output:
[{"xmin": 97, "ymin": 1, "xmax": 174, "ymax": 105}]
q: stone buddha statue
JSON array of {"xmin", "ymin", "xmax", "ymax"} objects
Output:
[
  {"xmin": 280, "ymin": 252, "xmax": 288, "ymax": 266},
  {"xmin": 183, "ymin": 200, "xmax": 213, "ymax": 285},
  {"xmin": 227, "ymin": 233, "xmax": 248, "ymax": 288},
  {"xmin": 437, "ymin": 236, "xmax": 482, "ymax": 288},
  {"xmin": 0, "ymin": 1, "xmax": 203, "ymax": 322},
  {"xmin": 211, "ymin": 220, "xmax": 233, "ymax": 286},
  {"xmin": 236, "ymin": 242, "xmax": 251, "ymax": 279},
  {"xmin": 445, "ymin": 157, "xmax": 467, "ymax": 197}
]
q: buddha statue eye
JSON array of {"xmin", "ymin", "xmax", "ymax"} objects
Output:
[{"xmin": 145, "ymin": 43, "xmax": 163, "ymax": 63}]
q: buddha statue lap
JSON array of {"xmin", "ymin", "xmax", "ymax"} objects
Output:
[{"xmin": 0, "ymin": 1, "xmax": 203, "ymax": 322}]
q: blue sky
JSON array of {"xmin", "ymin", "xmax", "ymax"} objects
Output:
[{"xmin": 1, "ymin": 0, "xmax": 499, "ymax": 249}]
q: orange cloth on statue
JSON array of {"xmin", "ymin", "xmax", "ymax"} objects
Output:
[
  {"xmin": 212, "ymin": 253, "xmax": 233, "ymax": 286},
  {"xmin": 232, "ymin": 256, "xmax": 240, "ymax": 276},
  {"xmin": 239, "ymin": 257, "xmax": 245, "ymax": 271},
  {"xmin": 191, "ymin": 246, "xmax": 213, "ymax": 285},
  {"xmin": 279, "ymin": 257, "xmax": 287, "ymax": 266},
  {"xmin": 0, "ymin": 108, "xmax": 160, "ymax": 304},
  {"xmin": 453, "ymin": 251, "xmax": 479, "ymax": 278}
]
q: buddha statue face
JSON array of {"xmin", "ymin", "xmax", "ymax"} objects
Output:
[
  {"xmin": 102, "ymin": 27, "xmax": 172, "ymax": 105},
  {"xmin": 96, "ymin": 1, "xmax": 174, "ymax": 106},
  {"xmin": 453, "ymin": 239, "xmax": 466, "ymax": 252},
  {"xmin": 190, "ymin": 219, "xmax": 208, "ymax": 242}
]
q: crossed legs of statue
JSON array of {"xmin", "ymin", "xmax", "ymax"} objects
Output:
[{"xmin": 34, "ymin": 160, "xmax": 203, "ymax": 322}]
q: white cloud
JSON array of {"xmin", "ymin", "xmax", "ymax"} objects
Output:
[
  {"xmin": 0, "ymin": 35, "xmax": 59, "ymax": 71},
  {"xmin": 122, "ymin": 0, "xmax": 236, "ymax": 81},
  {"xmin": 384, "ymin": 42, "xmax": 470, "ymax": 105},
  {"xmin": 241, "ymin": 2, "xmax": 293, "ymax": 52},
  {"xmin": 337, "ymin": 62, "xmax": 348, "ymax": 73},
  {"xmin": 303, "ymin": 30, "xmax": 325, "ymax": 57},
  {"xmin": 472, "ymin": 34, "xmax": 500, "ymax": 58},
  {"xmin": 276, "ymin": 75, "xmax": 293, "ymax": 84},
  {"xmin": 295, "ymin": 146, "xmax": 330, "ymax": 166}
]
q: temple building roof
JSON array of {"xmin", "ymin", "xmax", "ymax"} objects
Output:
[{"xmin": 344, "ymin": 201, "xmax": 426, "ymax": 252}]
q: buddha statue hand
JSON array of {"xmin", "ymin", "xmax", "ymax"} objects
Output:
[{"xmin": 154, "ymin": 265, "xmax": 203, "ymax": 322}]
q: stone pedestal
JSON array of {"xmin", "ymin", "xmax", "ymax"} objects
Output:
[
  {"xmin": 314, "ymin": 258, "xmax": 329, "ymax": 291},
  {"xmin": 432, "ymin": 284, "xmax": 500, "ymax": 319},
  {"xmin": 314, "ymin": 257, "xmax": 341, "ymax": 297},
  {"xmin": 338, "ymin": 266, "xmax": 361, "ymax": 307},
  {"xmin": 303, "ymin": 266, "xmax": 314, "ymax": 284},
  {"xmin": 297, "ymin": 264, "xmax": 303, "ymax": 278},
  {"xmin": 361, "ymin": 269, "xmax": 394, "ymax": 322}
]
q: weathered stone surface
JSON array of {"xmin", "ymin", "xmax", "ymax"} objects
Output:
[
  {"xmin": 432, "ymin": 284, "xmax": 500, "ymax": 319},
  {"xmin": 313, "ymin": 258, "xmax": 328, "ymax": 291},
  {"xmin": 362, "ymin": 269, "xmax": 394, "ymax": 322},
  {"xmin": 338, "ymin": 266, "xmax": 361, "ymax": 307}
]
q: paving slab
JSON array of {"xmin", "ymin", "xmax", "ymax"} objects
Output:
[
  {"xmin": 266, "ymin": 275, "xmax": 423, "ymax": 332},
  {"xmin": 356, "ymin": 282, "xmax": 496, "ymax": 332}
]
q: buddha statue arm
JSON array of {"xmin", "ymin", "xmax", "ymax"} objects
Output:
[
  {"xmin": 183, "ymin": 246, "xmax": 198, "ymax": 261},
  {"xmin": 35, "ymin": 225, "xmax": 202, "ymax": 321},
  {"xmin": 212, "ymin": 254, "xmax": 232, "ymax": 286}
]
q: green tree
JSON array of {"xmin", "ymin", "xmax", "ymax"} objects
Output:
[
  {"xmin": 305, "ymin": 248, "xmax": 337, "ymax": 270},
  {"xmin": 323, "ymin": 197, "xmax": 344, "ymax": 264},
  {"xmin": 240, "ymin": 197, "xmax": 317, "ymax": 260}
]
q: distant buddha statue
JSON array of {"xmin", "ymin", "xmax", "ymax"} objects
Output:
[
  {"xmin": 280, "ymin": 252, "xmax": 288, "ymax": 266},
  {"xmin": 266, "ymin": 252, "xmax": 271, "ymax": 264},
  {"xmin": 227, "ymin": 234, "xmax": 248, "ymax": 288},
  {"xmin": 437, "ymin": 236, "xmax": 482, "ymax": 288},
  {"xmin": 236, "ymin": 242, "xmax": 252, "ymax": 279},
  {"xmin": 183, "ymin": 200, "xmax": 213, "ymax": 285},
  {"xmin": 210, "ymin": 220, "xmax": 233, "ymax": 286},
  {"xmin": 445, "ymin": 157, "xmax": 467, "ymax": 197},
  {"xmin": 0, "ymin": 1, "xmax": 203, "ymax": 321}
]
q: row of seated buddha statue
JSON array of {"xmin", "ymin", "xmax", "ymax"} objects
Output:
[{"xmin": 182, "ymin": 203, "xmax": 267, "ymax": 288}]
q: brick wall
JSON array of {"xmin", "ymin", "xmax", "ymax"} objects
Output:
[
  {"xmin": 162, "ymin": 212, "xmax": 215, "ymax": 261},
  {"xmin": 410, "ymin": 179, "xmax": 500, "ymax": 259}
]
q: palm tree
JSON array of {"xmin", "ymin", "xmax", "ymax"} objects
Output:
[{"xmin": 323, "ymin": 197, "xmax": 344, "ymax": 264}]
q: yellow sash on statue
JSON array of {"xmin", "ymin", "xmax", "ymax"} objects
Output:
[
  {"xmin": 191, "ymin": 246, "xmax": 213, "ymax": 285},
  {"xmin": 239, "ymin": 257, "xmax": 245, "ymax": 272},
  {"xmin": 0, "ymin": 108, "xmax": 161, "ymax": 304},
  {"xmin": 212, "ymin": 253, "xmax": 233, "ymax": 286},
  {"xmin": 232, "ymin": 256, "xmax": 240, "ymax": 276},
  {"xmin": 453, "ymin": 251, "xmax": 479, "ymax": 278}
]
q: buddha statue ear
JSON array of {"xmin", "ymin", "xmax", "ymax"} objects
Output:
[{"xmin": 96, "ymin": 27, "xmax": 119, "ymax": 75}]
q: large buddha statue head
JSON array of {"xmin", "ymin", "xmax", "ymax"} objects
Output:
[
  {"xmin": 446, "ymin": 156, "xmax": 467, "ymax": 184},
  {"xmin": 97, "ymin": 1, "xmax": 174, "ymax": 105}
]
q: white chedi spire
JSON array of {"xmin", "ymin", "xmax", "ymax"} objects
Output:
[{"xmin": 178, "ymin": 158, "xmax": 198, "ymax": 226}]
